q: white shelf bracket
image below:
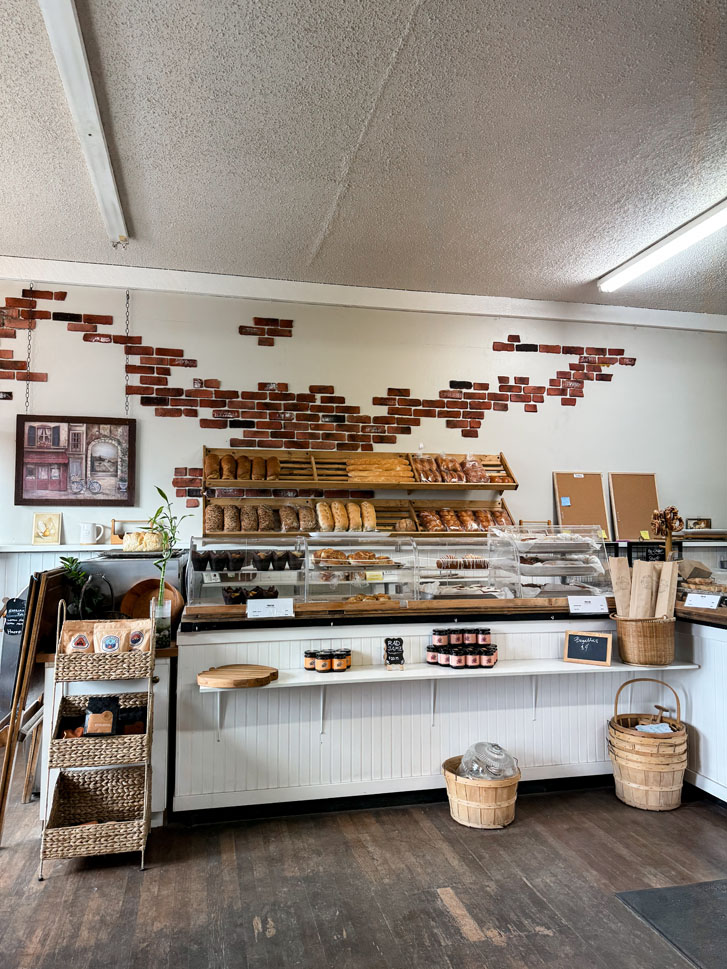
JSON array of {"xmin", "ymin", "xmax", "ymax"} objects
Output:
[
  {"xmin": 532, "ymin": 676, "xmax": 538, "ymax": 721},
  {"xmin": 215, "ymin": 691, "xmax": 222, "ymax": 741},
  {"xmin": 430, "ymin": 679, "xmax": 437, "ymax": 727},
  {"xmin": 319, "ymin": 685, "xmax": 326, "ymax": 737}
]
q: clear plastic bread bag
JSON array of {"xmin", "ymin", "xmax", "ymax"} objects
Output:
[{"xmin": 458, "ymin": 742, "xmax": 519, "ymax": 779}]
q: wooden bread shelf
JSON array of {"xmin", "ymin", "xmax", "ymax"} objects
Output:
[{"xmin": 202, "ymin": 447, "xmax": 518, "ymax": 492}]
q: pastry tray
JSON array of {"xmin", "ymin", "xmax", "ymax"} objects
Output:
[{"xmin": 518, "ymin": 561, "xmax": 603, "ymax": 576}]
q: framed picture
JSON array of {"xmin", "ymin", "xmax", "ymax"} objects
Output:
[
  {"xmin": 686, "ymin": 518, "xmax": 712, "ymax": 530},
  {"xmin": 15, "ymin": 416, "xmax": 136, "ymax": 506},
  {"xmin": 31, "ymin": 512, "xmax": 62, "ymax": 545}
]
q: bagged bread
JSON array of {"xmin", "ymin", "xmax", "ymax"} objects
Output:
[
  {"xmin": 204, "ymin": 504, "xmax": 224, "ymax": 532},
  {"xmin": 60, "ymin": 621, "xmax": 95, "ymax": 654},
  {"xmin": 223, "ymin": 504, "xmax": 241, "ymax": 532},
  {"xmin": 298, "ymin": 505, "xmax": 316, "ymax": 531},
  {"xmin": 93, "ymin": 622, "xmax": 130, "ymax": 654}
]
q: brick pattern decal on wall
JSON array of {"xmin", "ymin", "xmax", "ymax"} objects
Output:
[{"xmin": 238, "ymin": 317, "xmax": 294, "ymax": 347}]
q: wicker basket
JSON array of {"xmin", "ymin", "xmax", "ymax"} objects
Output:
[
  {"xmin": 608, "ymin": 678, "xmax": 687, "ymax": 811},
  {"xmin": 442, "ymin": 756, "xmax": 520, "ymax": 829},
  {"xmin": 612, "ymin": 614, "xmax": 675, "ymax": 666},
  {"xmin": 41, "ymin": 767, "xmax": 150, "ymax": 860},
  {"xmin": 55, "ymin": 650, "xmax": 154, "ymax": 682},
  {"xmin": 49, "ymin": 693, "xmax": 150, "ymax": 769}
]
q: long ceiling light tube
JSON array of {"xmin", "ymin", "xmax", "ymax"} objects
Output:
[
  {"xmin": 38, "ymin": 0, "xmax": 128, "ymax": 244},
  {"xmin": 598, "ymin": 197, "xmax": 727, "ymax": 293}
]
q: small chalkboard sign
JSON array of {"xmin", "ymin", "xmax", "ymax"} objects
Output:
[
  {"xmin": 641, "ymin": 544, "xmax": 666, "ymax": 562},
  {"xmin": 384, "ymin": 637, "xmax": 405, "ymax": 670},
  {"xmin": 563, "ymin": 630, "xmax": 612, "ymax": 666},
  {"xmin": 3, "ymin": 599, "xmax": 26, "ymax": 638}
]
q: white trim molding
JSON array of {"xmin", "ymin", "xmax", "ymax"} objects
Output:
[{"xmin": 0, "ymin": 255, "xmax": 725, "ymax": 332}]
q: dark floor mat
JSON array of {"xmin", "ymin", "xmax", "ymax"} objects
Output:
[{"xmin": 618, "ymin": 879, "xmax": 727, "ymax": 969}]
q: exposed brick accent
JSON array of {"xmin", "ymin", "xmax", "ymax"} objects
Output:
[
  {"xmin": 52, "ymin": 312, "xmax": 82, "ymax": 322},
  {"xmin": 6, "ymin": 297, "xmax": 35, "ymax": 308},
  {"xmin": 23, "ymin": 289, "xmax": 53, "ymax": 300},
  {"xmin": 258, "ymin": 337, "xmax": 274, "ymax": 346},
  {"xmin": 83, "ymin": 334, "xmax": 112, "ymax": 343},
  {"xmin": 82, "ymin": 314, "xmax": 113, "ymax": 325},
  {"xmin": 16, "ymin": 371, "xmax": 48, "ymax": 382},
  {"xmin": 53, "ymin": 291, "xmax": 67, "ymax": 300},
  {"xmin": 67, "ymin": 323, "xmax": 96, "ymax": 332}
]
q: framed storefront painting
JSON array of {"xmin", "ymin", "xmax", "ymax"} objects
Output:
[{"xmin": 14, "ymin": 415, "xmax": 136, "ymax": 506}]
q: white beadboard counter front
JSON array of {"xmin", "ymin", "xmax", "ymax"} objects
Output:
[{"xmin": 174, "ymin": 618, "xmax": 707, "ymax": 812}]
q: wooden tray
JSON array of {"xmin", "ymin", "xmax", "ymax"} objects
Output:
[
  {"xmin": 410, "ymin": 498, "xmax": 513, "ymax": 536},
  {"xmin": 197, "ymin": 664, "xmax": 279, "ymax": 688},
  {"xmin": 203, "ymin": 497, "xmax": 416, "ymax": 537}
]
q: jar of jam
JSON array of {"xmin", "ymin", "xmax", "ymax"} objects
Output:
[
  {"xmin": 426, "ymin": 646, "xmax": 439, "ymax": 665},
  {"xmin": 304, "ymin": 650, "xmax": 317, "ymax": 671},
  {"xmin": 332, "ymin": 650, "xmax": 348, "ymax": 672},
  {"xmin": 450, "ymin": 648, "xmax": 466, "ymax": 669},
  {"xmin": 315, "ymin": 651, "xmax": 332, "ymax": 673},
  {"xmin": 481, "ymin": 645, "xmax": 497, "ymax": 668},
  {"xmin": 465, "ymin": 648, "xmax": 480, "ymax": 667},
  {"xmin": 432, "ymin": 628, "xmax": 449, "ymax": 646},
  {"xmin": 449, "ymin": 628, "xmax": 463, "ymax": 646},
  {"xmin": 344, "ymin": 648, "xmax": 352, "ymax": 669},
  {"xmin": 463, "ymin": 628, "xmax": 478, "ymax": 646},
  {"xmin": 477, "ymin": 627, "xmax": 492, "ymax": 646},
  {"xmin": 437, "ymin": 646, "xmax": 451, "ymax": 667}
]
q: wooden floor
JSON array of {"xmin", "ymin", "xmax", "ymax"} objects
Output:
[{"xmin": 3, "ymin": 783, "xmax": 727, "ymax": 969}]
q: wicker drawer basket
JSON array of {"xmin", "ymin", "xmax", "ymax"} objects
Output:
[
  {"xmin": 55, "ymin": 650, "xmax": 154, "ymax": 682},
  {"xmin": 49, "ymin": 693, "xmax": 150, "ymax": 769},
  {"xmin": 41, "ymin": 767, "xmax": 150, "ymax": 860}
]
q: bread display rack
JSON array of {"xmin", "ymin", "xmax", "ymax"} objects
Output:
[
  {"xmin": 203, "ymin": 448, "xmax": 518, "ymax": 491},
  {"xmin": 39, "ymin": 603, "xmax": 156, "ymax": 880}
]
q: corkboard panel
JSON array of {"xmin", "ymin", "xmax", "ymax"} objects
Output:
[
  {"xmin": 553, "ymin": 472, "xmax": 611, "ymax": 539},
  {"xmin": 609, "ymin": 473, "xmax": 660, "ymax": 540}
]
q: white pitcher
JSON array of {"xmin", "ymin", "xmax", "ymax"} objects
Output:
[{"xmin": 79, "ymin": 522, "xmax": 104, "ymax": 545}]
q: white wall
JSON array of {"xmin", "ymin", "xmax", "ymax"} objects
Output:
[{"xmin": 1, "ymin": 281, "xmax": 725, "ymax": 546}]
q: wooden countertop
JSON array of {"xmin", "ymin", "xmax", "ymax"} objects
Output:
[{"xmin": 675, "ymin": 604, "xmax": 727, "ymax": 628}]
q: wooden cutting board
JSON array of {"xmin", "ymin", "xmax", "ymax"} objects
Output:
[{"xmin": 197, "ymin": 664, "xmax": 279, "ymax": 689}]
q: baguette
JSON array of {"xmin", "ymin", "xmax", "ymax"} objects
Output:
[
  {"xmin": 316, "ymin": 502, "xmax": 334, "ymax": 532},
  {"xmin": 346, "ymin": 502, "xmax": 362, "ymax": 531},
  {"xmin": 204, "ymin": 453, "xmax": 221, "ymax": 480},
  {"xmin": 331, "ymin": 500, "xmax": 349, "ymax": 532},
  {"xmin": 361, "ymin": 501, "xmax": 377, "ymax": 532}
]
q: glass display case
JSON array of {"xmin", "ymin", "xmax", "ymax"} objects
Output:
[
  {"xmin": 414, "ymin": 538, "xmax": 516, "ymax": 599},
  {"xmin": 488, "ymin": 525, "xmax": 612, "ymax": 597},
  {"xmin": 307, "ymin": 535, "xmax": 418, "ymax": 605}
]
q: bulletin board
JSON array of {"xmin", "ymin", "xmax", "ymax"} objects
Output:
[
  {"xmin": 553, "ymin": 472, "xmax": 611, "ymax": 539},
  {"xmin": 609, "ymin": 473, "xmax": 660, "ymax": 540}
]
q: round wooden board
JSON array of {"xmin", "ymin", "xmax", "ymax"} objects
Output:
[
  {"xmin": 120, "ymin": 579, "xmax": 185, "ymax": 623},
  {"xmin": 197, "ymin": 664, "xmax": 279, "ymax": 688}
]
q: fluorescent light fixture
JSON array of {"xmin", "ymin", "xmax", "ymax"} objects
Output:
[
  {"xmin": 38, "ymin": 0, "xmax": 128, "ymax": 244},
  {"xmin": 598, "ymin": 197, "xmax": 727, "ymax": 293}
]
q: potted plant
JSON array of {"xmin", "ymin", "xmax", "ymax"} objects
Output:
[{"xmin": 146, "ymin": 487, "xmax": 190, "ymax": 648}]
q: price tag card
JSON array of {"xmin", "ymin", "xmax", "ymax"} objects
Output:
[
  {"xmin": 247, "ymin": 598, "xmax": 295, "ymax": 618},
  {"xmin": 684, "ymin": 593, "xmax": 721, "ymax": 610},
  {"xmin": 202, "ymin": 572, "xmax": 220, "ymax": 583},
  {"xmin": 568, "ymin": 595, "xmax": 609, "ymax": 615},
  {"xmin": 365, "ymin": 570, "xmax": 385, "ymax": 582}
]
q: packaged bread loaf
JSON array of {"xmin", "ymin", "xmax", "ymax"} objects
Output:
[
  {"xmin": 266, "ymin": 457, "xmax": 281, "ymax": 480},
  {"xmin": 251, "ymin": 456, "xmax": 265, "ymax": 481},
  {"xmin": 346, "ymin": 502, "xmax": 362, "ymax": 531},
  {"xmin": 361, "ymin": 501, "xmax": 377, "ymax": 532},
  {"xmin": 220, "ymin": 454, "xmax": 236, "ymax": 479},
  {"xmin": 223, "ymin": 504, "xmax": 241, "ymax": 532},
  {"xmin": 395, "ymin": 517, "xmax": 415, "ymax": 531},
  {"xmin": 331, "ymin": 501, "xmax": 349, "ymax": 532},
  {"xmin": 474, "ymin": 509, "xmax": 493, "ymax": 530},
  {"xmin": 257, "ymin": 505, "xmax": 276, "ymax": 531},
  {"xmin": 204, "ymin": 453, "xmax": 220, "ymax": 480},
  {"xmin": 298, "ymin": 505, "xmax": 316, "ymax": 531},
  {"xmin": 93, "ymin": 622, "xmax": 129, "ymax": 654},
  {"xmin": 240, "ymin": 504, "xmax": 259, "ymax": 531},
  {"xmin": 457, "ymin": 510, "xmax": 480, "ymax": 532},
  {"xmin": 60, "ymin": 621, "xmax": 95, "ymax": 654},
  {"xmin": 205, "ymin": 504, "xmax": 224, "ymax": 532},
  {"xmin": 279, "ymin": 505, "xmax": 299, "ymax": 532},
  {"xmin": 418, "ymin": 510, "xmax": 445, "ymax": 531},
  {"xmin": 491, "ymin": 508, "xmax": 511, "ymax": 527},
  {"xmin": 236, "ymin": 455, "xmax": 252, "ymax": 480},
  {"xmin": 412, "ymin": 455, "xmax": 442, "ymax": 483},
  {"xmin": 316, "ymin": 502, "xmax": 334, "ymax": 532},
  {"xmin": 440, "ymin": 508, "xmax": 464, "ymax": 531},
  {"xmin": 436, "ymin": 455, "xmax": 466, "ymax": 483},
  {"xmin": 462, "ymin": 456, "xmax": 490, "ymax": 483}
]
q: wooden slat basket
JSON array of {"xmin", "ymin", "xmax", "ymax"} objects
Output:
[
  {"xmin": 442, "ymin": 755, "xmax": 520, "ymax": 829},
  {"xmin": 607, "ymin": 678, "xmax": 687, "ymax": 812}
]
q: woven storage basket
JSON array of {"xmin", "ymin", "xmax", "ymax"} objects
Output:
[
  {"xmin": 41, "ymin": 766, "xmax": 150, "ymax": 860},
  {"xmin": 608, "ymin": 678, "xmax": 687, "ymax": 812},
  {"xmin": 55, "ymin": 650, "xmax": 154, "ymax": 682},
  {"xmin": 612, "ymin": 614, "xmax": 675, "ymax": 666},
  {"xmin": 49, "ymin": 693, "xmax": 150, "ymax": 769},
  {"xmin": 442, "ymin": 756, "xmax": 520, "ymax": 829}
]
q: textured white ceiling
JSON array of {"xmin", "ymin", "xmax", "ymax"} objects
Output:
[{"xmin": 1, "ymin": 0, "xmax": 725, "ymax": 312}]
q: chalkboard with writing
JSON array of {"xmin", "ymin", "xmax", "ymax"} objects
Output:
[
  {"xmin": 384, "ymin": 637, "xmax": 405, "ymax": 669},
  {"xmin": 1, "ymin": 598, "xmax": 28, "ymax": 720},
  {"xmin": 563, "ymin": 630, "xmax": 612, "ymax": 666}
]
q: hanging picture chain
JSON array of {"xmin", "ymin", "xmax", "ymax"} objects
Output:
[
  {"xmin": 124, "ymin": 289, "xmax": 130, "ymax": 415},
  {"xmin": 25, "ymin": 282, "xmax": 33, "ymax": 415}
]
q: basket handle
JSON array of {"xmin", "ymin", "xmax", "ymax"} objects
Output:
[{"xmin": 614, "ymin": 678, "xmax": 681, "ymax": 723}]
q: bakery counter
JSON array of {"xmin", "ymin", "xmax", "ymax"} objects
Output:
[{"xmin": 675, "ymin": 604, "xmax": 727, "ymax": 628}]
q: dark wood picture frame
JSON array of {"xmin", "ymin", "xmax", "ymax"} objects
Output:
[{"xmin": 14, "ymin": 415, "xmax": 136, "ymax": 506}]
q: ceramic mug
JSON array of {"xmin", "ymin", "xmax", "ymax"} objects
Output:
[{"xmin": 79, "ymin": 522, "xmax": 104, "ymax": 544}]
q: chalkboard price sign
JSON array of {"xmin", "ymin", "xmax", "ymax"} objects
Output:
[
  {"xmin": 384, "ymin": 637, "xmax": 405, "ymax": 670},
  {"xmin": 563, "ymin": 630, "xmax": 612, "ymax": 666},
  {"xmin": 3, "ymin": 599, "xmax": 26, "ymax": 638}
]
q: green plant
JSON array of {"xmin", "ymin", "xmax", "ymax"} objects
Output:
[
  {"xmin": 146, "ymin": 487, "xmax": 190, "ymax": 607},
  {"xmin": 59, "ymin": 556, "xmax": 106, "ymax": 617}
]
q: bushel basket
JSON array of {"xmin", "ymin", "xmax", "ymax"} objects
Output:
[
  {"xmin": 608, "ymin": 678, "xmax": 687, "ymax": 812},
  {"xmin": 612, "ymin": 614, "xmax": 675, "ymax": 666},
  {"xmin": 442, "ymin": 756, "xmax": 520, "ymax": 829}
]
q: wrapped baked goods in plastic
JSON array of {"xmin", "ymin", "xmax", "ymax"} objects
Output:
[
  {"xmin": 458, "ymin": 742, "xmax": 518, "ymax": 779},
  {"xmin": 462, "ymin": 454, "xmax": 490, "ymax": 483},
  {"xmin": 436, "ymin": 454, "xmax": 466, "ymax": 483}
]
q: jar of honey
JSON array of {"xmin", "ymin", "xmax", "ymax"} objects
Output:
[{"xmin": 315, "ymin": 651, "xmax": 332, "ymax": 673}]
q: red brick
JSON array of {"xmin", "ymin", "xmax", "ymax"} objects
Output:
[
  {"xmin": 579, "ymin": 355, "xmax": 599, "ymax": 364},
  {"xmin": 413, "ymin": 408, "xmax": 437, "ymax": 418},
  {"xmin": 203, "ymin": 379, "xmax": 221, "ymax": 389},
  {"xmin": 0, "ymin": 350, "xmax": 12, "ymax": 358},
  {"xmin": 197, "ymin": 399, "xmax": 218, "ymax": 408},
  {"xmin": 549, "ymin": 379, "xmax": 561, "ymax": 387},
  {"xmin": 561, "ymin": 397, "xmax": 577, "ymax": 406},
  {"xmin": 156, "ymin": 407, "xmax": 183, "ymax": 417},
  {"xmin": 446, "ymin": 419, "xmax": 468, "ymax": 428},
  {"xmin": 240, "ymin": 391, "xmax": 267, "ymax": 400},
  {"xmin": 422, "ymin": 399, "xmax": 443, "ymax": 408},
  {"xmin": 556, "ymin": 371, "xmax": 571, "ymax": 379},
  {"xmin": 527, "ymin": 386, "xmax": 546, "ymax": 394},
  {"xmin": 5, "ymin": 297, "xmax": 35, "ymax": 308},
  {"xmin": 524, "ymin": 404, "xmax": 538, "ymax": 413},
  {"xmin": 124, "ymin": 345, "xmax": 154, "ymax": 355},
  {"xmin": 269, "ymin": 392, "xmax": 295, "ymax": 401},
  {"xmin": 585, "ymin": 365, "xmax": 602, "ymax": 373},
  {"xmin": 586, "ymin": 347, "xmax": 606, "ymax": 355},
  {"xmin": 389, "ymin": 406, "xmax": 412, "ymax": 416},
  {"xmin": 0, "ymin": 328, "xmax": 16, "ymax": 338},
  {"xmin": 619, "ymin": 357, "xmax": 636, "ymax": 366},
  {"xmin": 336, "ymin": 406, "xmax": 361, "ymax": 414},
  {"xmin": 547, "ymin": 388, "xmax": 566, "ymax": 396},
  {"xmin": 126, "ymin": 365, "xmax": 154, "ymax": 375},
  {"xmin": 372, "ymin": 434, "xmax": 397, "ymax": 444},
  {"xmin": 113, "ymin": 335, "xmax": 142, "ymax": 345},
  {"xmin": 439, "ymin": 389, "xmax": 462, "ymax": 399},
  {"xmin": 562, "ymin": 345, "xmax": 584, "ymax": 355},
  {"xmin": 0, "ymin": 371, "xmax": 14, "ymax": 379},
  {"xmin": 492, "ymin": 342, "xmax": 514, "ymax": 351},
  {"xmin": 372, "ymin": 396, "xmax": 397, "ymax": 406},
  {"xmin": 532, "ymin": 394, "xmax": 544, "ymax": 402},
  {"xmin": 6, "ymin": 319, "xmax": 36, "ymax": 330},
  {"xmin": 23, "ymin": 289, "xmax": 53, "ymax": 300},
  {"xmin": 609, "ymin": 348, "xmax": 625, "ymax": 356},
  {"xmin": 597, "ymin": 356, "xmax": 617, "ymax": 365},
  {"xmin": 256, "ymin": 420, "xmax": 283, "ymax": 430},
  {"xmin": 199, "ymin": 419, "xmax": 228, "ymax": 428},
  {"xmin": 308, "ymin": 384, "xmax": 334, "ymax": 394},
  {"xmin": 472, "ymin": 382, "xmax": 489, "ymax": 391},
  {"xmin": 508, "ymin": 334, "xmax": 521, "ymax": 342},
  {"xmin": 295, "ymin": 393, "xmax": 316, "ymax": 403},
  {"xmin": 53, "ymin": 312, "xmax": 82, "ymax": 322},
  {"xmin": 215, "ymin": 390, "xmax": 240, "ymax": 400},
  {"xmin": 185, "ymin": 498, "xmax": 200, "ymax": 508},
  {"xmin": 464, "ymin": 392, "xmax": 489, "ymax": 400},
  {"xmin": 569, "ymin": 388, "xmax": 584, "ymax": 397},
  {"xmin": 239, "ymin": 325, "xmax": 264, "ymax": 336},
  {"xmin": 156, "ymin": 366, "xmax": 172, "ymax": 376},
  {"xmin": 266, "ymin": 327, "xmax": 291, "ymax": 337},
  {"xmin": 582, "ymin": 372, "xmax": 594, "ymax": 381},
  {"xmin": 153, "ymin": 347, "xmax": 182, "ymax": 357},
  {"xmin": 257, "ymin": 401, "xmax": 282, "ymax": 411},
  {"xmin": 0, "ymin": 360, "xmax": 26, "ymax": 370},
  {"xmin": 53, "ymin": 291, "xmax": 67, "ymax": 300},
  {"xmin": 140, "ymin": 375, "xmax": 168, "ymax": 386},
  {"xmin": 186, "ymin": 389, "xmax": 214, "ymax": 398},
  {"xmin": 176, "ymin": 489, "xmax": 186, "ymax": 497},
  {"xmin": 569, "ymin": 363, "xmax": 585, "ymax": 372},
  {"xmin": 125, "ymin": 386, "xmax": 146, "ymax": 394},
  {"xmin": 468, "ymin": 420, "xmax": 481, "ymax": 428},
  {"xmin": 538, "ymin": 344, "xmax": 561, "ymax": 353},
  {"xmin": 253, "ymin": 317, "xmax": 278, "ymax": 325},
  {"xmin": 30, "ymin": 310, "xmax": 51, "ymax": 320},
  {"xmin": 166, "ymin": 388, "xmax": 184, "ymax": 397},
  {"xmin": 278, "ymin": 319, "xmax": 293, "ymax": 328},
  {"xmin": 83, "ymin": 334, "xmax": 111, "ymax": 343},
  {"xmin": 510, "ymin": 393, "xmax": 531, "ymax": 402},
  {"xmin": 168, "ymin": 358, "xmax": 197, "ymax": 367},
  {"xmin": 596, "ymin": 373, "xmax": 613, "ymax": 381},
  {"xmin": 461, "ymin": 429, "xmax": 479, "ymax": 438},
  {"xmin": 183, "ymin": 408, "xmax": 198, "ymax": 417},
  {"xmin": 488, "ymin": 393, "xmax": 509, "ymax": 402},
  {"xmin": 67, "ymin": 322, "xmax": 96, "ymax": 332},
  {"xmin": 82, "ymin": 314, "xmax": 113, "ymax": 325},
  {"xmin": 571, "ymin": 372, "xmax": 586, "ymax": 382},
  {"xmin": 513, "ymin": 376, "xmax": 528, "ymax": 385},
  {"xmin": 257, "ymin": 381, "xmax": 286, "ymax": 391},
  {"xmin": 387, "ymin": 387, "xmax": 410, "ymax": 396},
  {"xmin": 15, "ymin": 371, "xmax": 47, "ymax": 381},
  {"xmin": 258, "ymin": 337, "xmax": 274, "ymax": 346},
  {"xmin": 468, "ymin": 410, "xmax": 485, "ymax": 419}
]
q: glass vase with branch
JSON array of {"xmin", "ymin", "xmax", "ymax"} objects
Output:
[{"xmin": 146, "ymin": 487, "xmax": 190, "ymax": 647}]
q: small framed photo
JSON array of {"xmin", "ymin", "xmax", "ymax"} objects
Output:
[
  {"xmin": 686, "ymin": 518, "xmax": 712, "ymax": 530},
  {"xmin": 32, "ymin": 512, "xmax": 62, "ymax": 545}
]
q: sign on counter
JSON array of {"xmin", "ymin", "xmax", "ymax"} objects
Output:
[
  {"xmin": 568, "ymin": 595, "xmax": 609, "ymax": 615},
  {"xmin": 563, "ymin": 630, "xmax": 612, "ymax": 666},
  {"xmin": 247, "ymin": 598, "xmax": 295, "ymax": 619},
  {"xmin": 684, "ymin": 593, "xmax": 722, "ymax": 610}
]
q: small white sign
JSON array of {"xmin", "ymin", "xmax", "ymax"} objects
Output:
[
  {"xmin": 684, "ymin": 593, "xmax": 721, "ymax": 610},
  {"xmin": 568, "ymin": 595, "xmax": 609, "ymax": 615},
  {"xmin": 246, "ymin": 598, "xmax": 295, "ymax": 618},
  {"xmin": 202, "ymin": 572, "xmax": 220, "ymax": 583}
]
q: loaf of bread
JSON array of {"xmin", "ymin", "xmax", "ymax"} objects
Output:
[
  {"xmin": 223, "ymin": 505, "xmax": 241, "ymax": 532},
  {"xmin": 220, "ymin": 454, "xmax": 236, "ymax": 479},
  {"xmin": 204, "ymin": 453, "xmax": 220, "ymax": 480},
  {"xmin": 204, "ymin": 504, "xmax": 224, "ymax": 532},
  {"xmin": 346, "ymin": 502, "xmax": 362, "ymax": 531},
  {"xmin": 457, "ymin": 510, "xmax": 480, "ymax": 532},
  {"xmin": 236, "ymin": 455, "xmax": 252, "ymax": 480},
  {"xmin": 394, "ymin": 517, "xmax": 415, "ymax": 532},
  {"xmin": 257, "ymin": 505, "xmax": 276, "ymax": 531},
  {"xmin": 316, "ymin": 502, "xmax": 334, "ymax": 532},
  {"xmin": 297, "ymin": 505, "xmax": 316, "ymax": 531},
  {"xmin": 122, "ymin": 531, "xmax": 163, "ymax": 552},
  {"xmin": 474, "ymin": 509, "xmax": 493, "ymax": 530},
  {"xmin": 240, "ymin": 505, "xmax": 259, "ymax": 531},
  {"xmin": 361, "ymin": 501, "xmax": 377, "ymax": 531},
  {"xmin": 251, "ymin": 457, "xmax": 265, "ymax": 480},
  {"xmin": 266, "ymin": 457, "xmax": 281, "ymax": 480},
  {"xmin": 331, "ymin": 501, "xmax": 349, "ymax": 532},
  {"xmin": 279, "ymin": 505, "xmax": 299, "ymax": 532}
]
